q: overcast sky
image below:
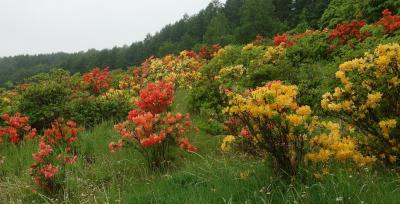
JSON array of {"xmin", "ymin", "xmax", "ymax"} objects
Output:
[{"xmin": 0, "ymin": 0, "xmax": 218, "ymax": 57}]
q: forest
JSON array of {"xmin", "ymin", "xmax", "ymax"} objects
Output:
[
  {"xmin": 1, "ymin": 0, "xmax": 400, "ymax": 203},
  {"xmin": 1, "ymin": 0, "xmax": 398, "ymax": 87}
]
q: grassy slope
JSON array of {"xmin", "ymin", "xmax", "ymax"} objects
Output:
[{"xmin": 1, "ymin": 89, "xmax": 400, "ymax": 203}]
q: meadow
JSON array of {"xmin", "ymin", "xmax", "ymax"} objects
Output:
[{"xmin": 1, "ymin": 8, "xmax": 400, "ymax": 204}]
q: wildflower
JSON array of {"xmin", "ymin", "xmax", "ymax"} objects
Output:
[
  {"xmin": 296, "ymin": 105, "xmax": 311, "ymax": 116},
  {"xmin": 379, "ymin": 119, "xmax": 397, "ymax": 138},
  {"xmin": 366, "ymin": 92, "xmax": 382, "ymax": 108},
  {"xmin": 40, "ymin": 164, "xmax": 59, "ymax": 178},
  {"xmin": 108, "ymin": 140, "xmax": 124, "ymax": 153},
  {"xmin": 220, "ymin": 135, "xmax": 236, "ymax": 152},
  {"xmin": 286, "ymin": 114, "xmax": 303, "ymax": 126}
]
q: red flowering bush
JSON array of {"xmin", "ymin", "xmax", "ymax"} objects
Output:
[
  {"xmin": 30, "ymin": 119, "xmax": 79, "ymax": 194},
  {"xmin": 272, "ymin": 31, "xmax": 314, "ymax": 47},
  {"xmin": 273, "ymin": 33, "xmax": 296, "ymax": 47},
  {"xmin": 377, "ymin": 9, "xmax": 400, "ymax": 34},
  {"xmin": 329, "ymin": 20, "xmax": 369, "ymax": 45},
  {"xmin": 110, "ymin": 81, "xmax": 197, "ymax": 170},
  {"xmin": 82, "ymin": 67, "xmax": 112, "ymax": 94},
  {"xmin": 135, "ymin": 81, "xmax": 174, "ymax": 114},
  {"xmin": 0, "ymin": 113, "xmax": 36, "ymax": 144}
]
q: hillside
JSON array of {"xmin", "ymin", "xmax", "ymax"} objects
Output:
[
  {"xmin": 2, "ymin": 0, "xmax": 398, "ymax": 87},
  {"xmin": 1, "ymin": 1, "xmax": 400, "ymax": 203}
]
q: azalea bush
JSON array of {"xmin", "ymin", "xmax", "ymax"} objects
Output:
[
  {"xmin": 223, "ymin": 81, "xmax": 313, "ymax": 177},
  {"xmin": 328, "ymin": 20, "xmax": 369, "ymax": 46},
  {"xmin": 377, "ymin": 9, "xmax": 400, "ymax": 34},
  {"xmin": 30, "ymin": 119, "xmax": 79, "ymax": 194},
  {"xmin": 0, "ymin": 113, "xmax": 36, "ymax": 144},
  {"xmin": 140, "ymin": 51, "xmax": 205, "ymax": 89},
  {"xmin": 321, "ymin": 43, "xmax": 400, "ymax": 164},
  {"xmin": 135, "ymin": 80, "xmax": 174, "ymax": 114},
  {"xmin": 109, "ymin": 81, "xmax": 197, "ymax": 170},
  {"xmin": 306, "ymin": 121, "xmax": 376, "ymax": 179},
  {"xmin": 0, "ymin": 89, "xmax": 15, "ymax": 116},
  {"xmin": 82, "ymin": 67, "xmax": 112, "ymax": 95},
  {"xmin": 220, "ymin": 117, "xmax": 261, "ymax": 156}
]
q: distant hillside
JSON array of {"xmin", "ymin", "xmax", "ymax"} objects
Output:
[{"xmin": 0, "ymin": 0, "xmax": 398, "ymax": 87}]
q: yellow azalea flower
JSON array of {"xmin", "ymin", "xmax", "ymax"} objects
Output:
[
  {"xmin": 220, "ymin": 135, "xmax": 236, "ymax": 152},
  {"xmin": 242, "ymin": 43, "xmax": 255, "ymax": 51},
  {"xmin": 296, "ymin": 105, "xmax": 311, "ymax": 116},
  {"xmin": 286, "ymin": 114, "xmax": 303, "ymax": 126},
  {"xmin": 389, "ymin": 155, "xmax": 397, "ymax": 163},
  {"xmin": 333, "ymin": 87, "xmax": 343, "ymax": 98},
  {"xmin": 379, "ymin": 119, "xmax": 397, "ymax": 138},
  {"xmin": 366, "ymin": 92, "xmax": 382, "ymax": 108},
  {"xmin": 264, "ymin": 45, "xmax": 286, "ymax": 64},
  {"xmin": 389, "ymin": 76, "xmax": 400, "ymax": 87},
  {"xmin": 341, "ymin": 100, "xmax": 354, "ymax": 112}
]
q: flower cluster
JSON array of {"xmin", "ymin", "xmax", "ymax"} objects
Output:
[
  {"xmin": 0, "ymin": 113, "xmax": 36, "ymax": 144},
  {"xmin": 109, "ymin": 81, "xmax": 197, "ymax": 170},
  {"xmin": 135, "ymin": 81, "xmax": 174, "ymax": 114},
  {"xmin": 321, "ymin": 43, "xmax": 400, "ymax": 164},
  {"xmin": 111, "ymin": 110, "xmax": 197, "ymax": 169},
  {"xmin": 30, "ymin": 119, "xmax": 79, "ymax": 194},
  {"xmin": 141, "ymin": 51, "xmax": 205, "ymax": 89},
  {"xmin": 273, "ymin": 34, "xmax": 295, "ymax": 47},
  {"xmin": 377, "ymin": 9, "xmax": 400, "ymax": 34},
  {"xmin": 306, "ymin": 121, "xmax": 376, "ymax": 167},
  {"xmin": 83, "ymin": 67, "xmax": 112, "ymax": 94},
  {"xmin": 263, "ymin": 45, "xmax": 286, "ymax": 64},
  {"xmin": 215, "ymin": 65, "xmax": 246, "ymax": 90},
  {"xmin": 223, "ymin": 81, "xmax": 313, "ymax": 177},
  {"xmin": 118, "ymin": 69, "xmax": 144, "ymax": 91},
  {"xmin": 220, "ymin": 135, "xmax": 236, "ymax": 152},
  {"xmin": 329, "ymin": 20, "xmax": 369, "ymax": 45}
]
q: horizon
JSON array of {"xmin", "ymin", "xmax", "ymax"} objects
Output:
[{"xmin": 0, "ymin": 0, "xmax": 221, "ymax": 58}]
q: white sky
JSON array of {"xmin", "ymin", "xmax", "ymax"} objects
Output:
[{"xmin": 0, "ymin": 0, "xmax": 218, "ymax": 57}]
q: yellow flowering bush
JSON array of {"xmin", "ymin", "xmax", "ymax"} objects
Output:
[
  {"xmin": 223, "ymin": 81, "xmax": 313, "ymax": 177},
  {"xmin": 263, "ymin": 45, "xmax": 286, "ymax": 64},
  {"xmin": 242, "ymin": 43, "xmax": 256, "ymax": 51},
  {"xmin": 306, "ymin": 121, "xmax": 376, "ymax": 172},
  {"xmin": 99, "ymin": 88, "xmax": 138, "ymax": 104},
  {"xmin": 0, "ymin": 90, "xmax": 17, "ymax": 115},
  {"xmin": 215, "ymin": 65, "xmax": 246, "ymax": 91},
  {"xmin": 141, "ymin": 51, "xmax": 205, "ymax": 89},
  {"xmin": 321, "ymin": 43, "xmax": 400, "ymax": 164}
]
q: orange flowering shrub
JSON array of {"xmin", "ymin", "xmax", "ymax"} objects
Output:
[
  {"xmin": 273, "ymin": 34, "xmax": 296, "ymax": 47},
  {"xmin": 321, "ymin": 43, "xmax": 400, "ymax": 164},
  {"xmin": 82, "ymin": 67, "xmax": 112, "ymax": 94},
  {"xmin": 109, "ymin": 81, "xmax": 197, "ymax": 170},
  {"xmin": 272, "ymin": 31, "xmax": 317, "ymax": 47},
  {"xmin": 135, "ymin": 81, "xmax": 174, "ymax": 114},
  {"xmin": 0, "ymin": 113, "xmax": 36, "ymax": 144},
  {"xmin": 30, "ymin": 119, "xmax": 79, "ymax": 194}
]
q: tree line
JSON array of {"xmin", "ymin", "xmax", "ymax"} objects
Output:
[{"xmin": 0, "ymin": 0, "xmax": 398, "ymax": 87}]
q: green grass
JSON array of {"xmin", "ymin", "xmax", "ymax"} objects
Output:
[{"xmin": 1, "ymin": 90, "xmax": 400, "ymax": 203}]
